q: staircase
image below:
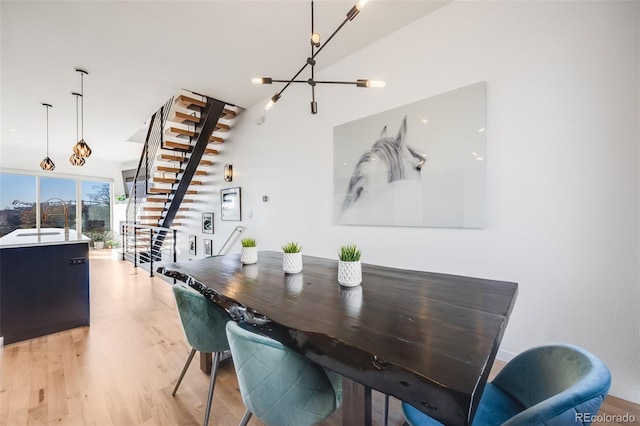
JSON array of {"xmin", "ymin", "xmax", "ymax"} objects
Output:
[{"xmin": 123, "ymin": 90, "xmax": 238, "ymax": 269}]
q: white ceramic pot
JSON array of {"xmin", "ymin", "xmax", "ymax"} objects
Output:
[
  {"xmin": 283, "ymin": 252, "xmax": 303, "ymax": 274},
  {"xmin": 338, "ymin": 260, "xmax": 362, "ymax": 287},
  {"xmin": 94, "ymin": 241, "xmax": 104, "ymax": 250},
  {"xmin": 241, "ymin": 247, "xmax": 258, "ymax": 264}
]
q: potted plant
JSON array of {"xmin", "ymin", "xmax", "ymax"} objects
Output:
[
  {"xmin": 282, "ymin": 241, "xmax": 303, "ymax": 274},
  {"xmin": 90, "ymin": 231, "xmax": 106, "ymax": 250},
  {"xmin": 240, "ymin": 237, "xmax": 258, "ymax": 264},
  {"xmin": 338, "ymin": 243, "xmax": 362, "ymax": 287}
]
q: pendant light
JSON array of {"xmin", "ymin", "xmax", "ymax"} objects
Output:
[
  {"xmin": 69, "ymin": 91, "xmax": 86, "ymax": 166},
  {"xmin": 39, "ymin": 103, "xmax": 55, "ymax": 171},
  {"xmin": 72, "ymin": 68, "xmax": 91, "ymax": 158}
]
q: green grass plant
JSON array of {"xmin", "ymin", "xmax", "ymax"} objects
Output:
[
  {"xmin": 282, "ymin": 241, "xmax": 302, "ymax": 253},
  {"xmin": 241, "ymin": 237, "xmax": 257, "ymax": 248},
  {"xmin": 338, "ymin": 243, "xmax": 362, "ymax": 262}
]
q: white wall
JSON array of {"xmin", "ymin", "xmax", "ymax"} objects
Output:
[{"xmin": 178, "ymin": 1, "xmax": 640, "ymax": 402}]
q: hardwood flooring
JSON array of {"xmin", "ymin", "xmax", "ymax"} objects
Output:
[{"xmin": 0, "ymin": 250, "xmax": 638, "ymax": 425}]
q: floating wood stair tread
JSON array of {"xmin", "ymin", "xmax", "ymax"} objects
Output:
[
  {"xmin": 173, "ymin": 215, "xmax": 186, "ymax": 220},
  {"xmin": 144, "ymin": 206, "xmax": 189, "ymax": 212},
  {"xmin": 145, "ymin": 197, "xmax": 169, "ymax": 203},
  {"xmin": 175, "ymin": 95, "xmax": 206, "ymax": 109},
  {"xmin": 167, "ymin": 127, "xmax": 195, "ymax": 138},
  {"xmin": 171, "ymin": 222, "xmax": 183, "ymax": 227},
  {"xmin": 222, "ymin": 108, "xmax": 236, "ymax": 119},
  {"xmin": 149, "ymin": 187, "xmax": 198, "ymax": 195},
  {"xmin": 189, "ymin": 180, "xmax": 203, "ymax": 185},
  {"xmin": 164, "ymin": 141, "xmax": 192, "ymax": 151},
  {"xmin": 156, "ymin": 166, "xmax": 182, "ymax": 173},
  {"xmin": 156, "ymin": 165, "xmax": 206, "ymax": 175},
  {"xmin": 209, "ymin": 136, "xmax": 224, "ymax": 144},
  {"xmin": 180, "ymin": 199, "xmax": 195, "ymax": 203},
  {"xmin": 148, "ymin": 188, "xmax": 172, "ymax": 194},
  {"xmin": 153, "ymin": 177, "xmax": 178, "ymax": 184},
  {"xmin": 215, "ymin": 122, "xmax": 230, "ymax": 132},
  {"xmin": 171, "ymin": 111, "xmax": 201, "ymax": 124},
  {"xmin": 198, "ymin": 159, "xmax": 214, "ymax": 166},
  {"xmin": 204, "ymin": 148, "xmax": 219, "ymax": 155},
  {"xmin": 139, "ymin": 215, "xmax": 161, "ymax": 220},
  {"xmin": 159, "ymin": 153, "xmax": 188, "ymax": 163}
]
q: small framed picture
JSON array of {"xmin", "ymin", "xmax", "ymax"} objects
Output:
[
  {"xmin": 202, "ymin": 212, "xmax": 214, "ymax": 234},
  {"xmin": 203, "ymin": 239, "xmax": 212, "ymax": 257},
  {"xmin": 221, "ymin": 187, "xmax": 241, "ymax": 221},
  {"xmin": 189, "ymin": 235, "xmax": 196, "ymax": 256}
]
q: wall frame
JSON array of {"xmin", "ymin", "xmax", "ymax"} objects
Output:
[
  {"xmin": 221, "ymin": 187, "xmax": 241, "ymax": 221},
  {"xmin": 202, "ymin": 212, "xmax": 214, "ymax": 234},
  {"xmin": 203, "ymin": 239, "xmax": 212, "ymax": 257},
  {"xmin": 189, "ymin": 235, "xmax": 196, "ymax": 256},
  {"xmin": 334, "ymin": 82, "xmax": 487, "ymax": 229}
]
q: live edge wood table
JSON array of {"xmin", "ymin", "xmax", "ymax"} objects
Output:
[{"xmin": 158, "ymin": 251, "xmax": 518, "ymax": 426}]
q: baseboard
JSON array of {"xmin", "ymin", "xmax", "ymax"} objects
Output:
[{"xmin": 496, "ymin": 349, "xmax": 640, "ymax": 405}]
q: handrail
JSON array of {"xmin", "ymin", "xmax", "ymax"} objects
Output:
[
  {"xmin": 121, "ymin": 221, "xmax": 177, "ymax": 277},
  {"xmin": 217, "ymin": 226, "xmax": 245, "ymax": 256},
  {"xmin": 125, "ymin": 96, "xmax": 174, "ymax": 225}
]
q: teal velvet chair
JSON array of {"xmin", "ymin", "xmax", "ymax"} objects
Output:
[
  {"xmin": 225, "ymin": 321, "xmax": 343, "ymax": 426},
  {"xmin": 172, "ymin": 283, "xmax": 231, "ymax": 426},
  {"xmin": 402, "ymin": 344, "xmax": 611, "ymax": 426}
]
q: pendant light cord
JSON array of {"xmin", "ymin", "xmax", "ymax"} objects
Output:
[
  {"xmin": 80, "ymin": 72, "xmax": 84, "ymax": 140},
  {"xmin": 46, "ymin": 105, "xmax": 49, "ymax": 156}
]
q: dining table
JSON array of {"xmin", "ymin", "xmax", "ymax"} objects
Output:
[{"xmin": 158, "ymin": 251, "xmax": 518, "ymax": 426}]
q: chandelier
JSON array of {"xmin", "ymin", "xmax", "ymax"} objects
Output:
[{"xmin": 252, "ymin": 0, "xmax": 385, "ymax": 114}]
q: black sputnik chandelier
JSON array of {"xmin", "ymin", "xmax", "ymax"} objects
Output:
[{"xmin": 252, "ymin": 0, "xmax": 385, "ymax": 114}]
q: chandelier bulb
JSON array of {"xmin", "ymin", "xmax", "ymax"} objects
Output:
[
  {"xmin": 252, "ymin": 77, "xmax": 273, "ymax": 85},
  {"xmin": 311, "ymin": 32, "xmax": 321, "ymax": 47}
]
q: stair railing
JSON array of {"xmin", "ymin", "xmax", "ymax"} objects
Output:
[
  {"xmin": 121, "ymin": 222, "xmax": 176, "ymax": 277},
  {"xmin": 125, "ymin": 96, "xmax": 174, "ymax": 225}
]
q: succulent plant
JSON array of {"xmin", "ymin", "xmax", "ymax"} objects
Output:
[
  {"xmin": 282, "ymin": 241, "xmax": 302, "ymax": 253},
  {"xmin": 338, "ymin": 243, "xmax": 362, "ymax": 262},
  {"xmin": 241, "ymin": 237, "xmax": 257, "ymax": 248}
]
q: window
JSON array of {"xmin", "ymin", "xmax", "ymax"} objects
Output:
[
  {"xmin": 40, "ymin": 176, "xmax": 77, "ymax": 230},
  {"xmin": 0, "ymin": 173, "xmax": 112, "ymax": 238},
  {"xmin": 0, "ymin": 174, "xmax": 36, "ymax": 237},
  {"xmin": 82, "ymin": 181, "xmax": 110, "ymax": 234}
]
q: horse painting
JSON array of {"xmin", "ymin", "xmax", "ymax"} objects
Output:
[{"xmin": 341, "ymin": 116, "xmax": 426, "ymax": 212}]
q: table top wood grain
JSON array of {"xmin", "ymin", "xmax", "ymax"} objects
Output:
[{"xmin": 159, "ymin": 251, "xmax": 518, "ymax": 425}]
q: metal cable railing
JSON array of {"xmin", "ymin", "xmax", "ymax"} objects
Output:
[
  {"xmin": 121, "ymin": 222, "xmax": 176, "ymax": 277},
  {"xmin": 125, "ymin": 96, "xmax": 174, "ymax": 225}
]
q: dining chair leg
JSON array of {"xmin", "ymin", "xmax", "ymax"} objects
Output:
[
  {"xmin": 203, "ymin": 351, "xmax": 221, "ymax": 426},
  {"xmin": 173, "ymin": 348, "xmax": 197, "ymax": 396},
  {"xmin": 384, "ymin": 394, "xmax": 389, "ymax": 426},
  {"xmin": 239, "ymin": 409, "xmax": 253, "ymax": 426}
]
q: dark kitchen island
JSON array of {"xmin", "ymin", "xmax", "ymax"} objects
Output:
[{"xmin": 0, "ymin": 228, "xmax": 90, "ymax": 345}]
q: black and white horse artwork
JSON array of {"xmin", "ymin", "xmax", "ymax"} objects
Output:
[{"xmin": 341, "ymin": 116, "xmax": 426, "ymax": 212}]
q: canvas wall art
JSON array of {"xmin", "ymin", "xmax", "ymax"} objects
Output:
[{"xmin": 333, "ymin": 82, "xmax": 487, "ymax": 228}]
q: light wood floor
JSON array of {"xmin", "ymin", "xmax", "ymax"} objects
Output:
[{"xmin": 0, "ymin": 250, "xmax": 638, "ymax": 425}]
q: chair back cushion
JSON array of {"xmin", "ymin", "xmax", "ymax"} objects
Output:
[
  {"xmin": 493, "ymin": 344, "xmax": 611, "ymax": 425},
  {"xmin": 226, "ymin": 321, "xmax": 339, "ymax": 426},
  {"xmin": 173, "ymin": 284, "xmax": 231, "ymax": 353}
]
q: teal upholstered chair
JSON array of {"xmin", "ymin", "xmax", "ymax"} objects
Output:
[
  {"xmin": 403, "ymin": 344, "xmax": 611, "ymax": 426},
  {"xmin": 172, "ymin": 283, "xmax": 231, "ymax": 426},
  {"xmin": 225, "ymin": 321, "xmax": 342, "ymax": 426}
]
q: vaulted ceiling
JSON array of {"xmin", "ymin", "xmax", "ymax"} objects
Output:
[{"xmin": 1, "ymin": 1, "xmax": 447, "ymax": 163}]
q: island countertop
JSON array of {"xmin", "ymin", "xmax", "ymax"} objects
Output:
[{"xmin": 0, "ymin": 228, "xmax": 90, "ymax": 249}]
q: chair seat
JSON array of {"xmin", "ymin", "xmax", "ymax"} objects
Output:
[{"xmin": 402, "ymin": 383, "xmax": 525, "ymax": 426}]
